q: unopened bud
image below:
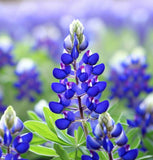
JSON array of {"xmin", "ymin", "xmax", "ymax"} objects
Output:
[
  {"xmin": 4, "ymin": 106, "xmax": 16, "ymax": 129},
  {"xmin": 98, "ymin": 112, "xmax": 114, "ymax": 132}
]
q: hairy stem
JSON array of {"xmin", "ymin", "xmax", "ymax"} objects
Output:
[{"xmin": 73, "ymin": 60, "xmax": 88, "ymax": 137}]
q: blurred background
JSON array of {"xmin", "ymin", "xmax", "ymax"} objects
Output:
[
  {"xmin": 1, "ymin": 0, "xmax": 153, "ymax": 118},
  {"xmin": 0, "ymin": 0, "xmax": 153, "ymax": 158}
]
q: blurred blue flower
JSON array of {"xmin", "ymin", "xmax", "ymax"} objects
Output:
[
  {"xmin": 109, "ymin": 49, "xmax": 153, "ymax": 108},
  {"xmin": 14, "ymin": 58, "xmax": 42, "ymax": 102},
  {"xmin": 0, "ymin": 37, "xmax": 15, "ymax": 69}
]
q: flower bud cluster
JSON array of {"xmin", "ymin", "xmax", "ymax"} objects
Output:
[
  {"xmin": 49, "ymin": 20, "xmax": 108, "ymax": 135},
  {"xmin": 109, "ymin": 51, "xmax": 153, "ymax": 108},
  {"xmin": 0, "ymin": 106, "xmax": 33, "ymax": 159},
  {"xmin": 84, "ymin": 112, "xmax": 138, "ymax": 160},
  {"xmin": 14, "ymin": 58, "xmax": 42, "ymax": 102}
]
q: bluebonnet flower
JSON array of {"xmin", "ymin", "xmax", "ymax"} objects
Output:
[
  {"xmin": 49, "ymin": 19, "xmax": 108, "ymax": 137},
  {"xmin": 127, "ymin": 93, "xmax": 153, "ymax": 136},
  {"xmin": 84, "ymin": 112, "xmax": 138, "ymax": 160},
  {"xmin": 0, "ymin": 37, "xmax": 15, "ymax": 69},
  {"xmin": 34, "ymin": 99, "xmax": 49, "ymax": 120},
  {"xmin": 14, "ymin": 58, "xmax": 42, "ymax": 102},
  {"xmin": 109, "ymin": 49, "xmax": 153, "ymax": 108},
  {"xmin": 0, "ymin": 88, "xmax": 7, "ymax": 113},
  {"xmin": 0, "ymin": 106, "xmax": 33, "ymax": 159},
  {"xmin": 32, "ymin": 24, "xmax": 62, "ymax": 62}
]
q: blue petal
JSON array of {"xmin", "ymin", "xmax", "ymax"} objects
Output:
[
  {"xmin": 5, "ymin": 154, "xmax": 14, "ymax": 160},
  {"xmin": 64, "ymin": 65, "xmax": 71, "ymax": 75},
  {"xmin": 71, "ymin": 36, "xmax": 79, "ymax": 60},
  {"xmin": 78, "ymin": 73, "xmax": 88, "ymax": 82},
  {"xmin": 53, "ymin": 68, "xmax": 67, "ymax": 79},
  {"xmin": 4, "ymin": 130, "xmax": 12, "ymax": 146},
  {"xmin": 87, "ymin": 86, "xmax": 99, "ymax": 97},
  {"xmin": 51, "ymin": 83, "xmax": 66, "ymax": 93},
  {"xmin": 94, "ymin": 100, "xmax": 109, "ymax": 114},
  {"xmin": 94, "ymin": 124, "xmax": 103, "ymax": 138},
  {"xmin": 122, "ymin": 149, "xmax": 138, "ymax": 160},
  {"xmin": 92, "ymin": 151, "xmax": 99, "ymax": 160},
  {"xmin": 21, "ymin": 132, "xmax": 33, "ymax": 143},
  {"xmin": 86, "ymin": 135, "xmax": 101, "ymax": 150},
  {"xmin": 61, "ymin": 53, "xmax": 73, "ymax": 64},
  {"xmin": 81, "ymin": 82, "xmax": 89, "ymax": 92},
  {"xmin": 60, "ymin": 96, "xmax": 71, "ymax": 107},
  {"xmin": 79, "ymin": 37, "xmax": 88, "ymax": 51},
  {"xmin": 95, "ymin": 81, "xmax": 106, "ymax": 92},
  {"xmin": 15, "ymin": 142, "xmax": 29, "ymax": 153},
  {"xmin": 127, "ymin": 120, "xmax": 137, "ymax": 128},
  {"xmin": 65, "ymin": 89, "xmax": 75, "ymax": 99},
  {"xmin": 82, "ymin": 52, "xmax": 89, "ymax": 64},
  {"xmin": 116, "ymin": 131, "xmax": 128, "ymax": 146},
  {"xmin": 81, "ymin": 155, "xmax": 92, "ymax": 160},
  {"xmin": 0, "ymin": 147, "xmax": 2, "ymax": 158},
  {"xmin": 55, "ymin": 119, "xmax": 71, "ymax": 130},
  {"xmin": 118, "ymin": 147, "xmax": 126, "ymax": 157},
  {"xmin": 11, "ymin": 117, "xmax": 24, "ymax": 134},
  {"xmin": 49, "ymin": 102, "xmax": 64, "ymax": 113},
  {"xmin": 103, "ymin": 136, "xmax": 113, "ymax": 153},
  {"xmin": 92, "ymin": 64, "xmax": 105, "ymax": 75},
  {"xmin": 111, "ymin": 123, "xmax": 122, "ymax": 137},
  {"xmin": 88, "ymin": 53, "xmax": 99, "ymax": 65},
  {"xmin": 67, "ymin": 111, "xmax": 75, "ymax": 121}
]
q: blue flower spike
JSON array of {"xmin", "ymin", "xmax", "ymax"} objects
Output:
[
  {"xmin": 49, "ymin": 20, "xmax": 138, "ymax": 160},
  {"xmin": 14, "ymin": 58, "xmax": 42, "ymax": 102},
  {"xmin": 0, "ymin": 106, "xmax": 33, "ymax": 159}
]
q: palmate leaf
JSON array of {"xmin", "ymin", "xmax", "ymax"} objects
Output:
[
  {"xmin": 30, "ymin": 134, "xmax": 47, "ymax": 145},
  {"xmin": 54, "ymin": 143, "xmax": 70, "ymax": 160},
  {"xmin": 143, "ymin": 131, "xmax": 153, "ymax": 155},
  {"xmin": 30, "ymin": 145, "xmax": 57, "ymax": 157},
  {"xmin": 24, "ymin": 120, "xmax": 69, "ymax": 145},
  {"xmin": 43, "ymin": 107, "xmax": 75, "ymax": 145},
  {"xmin": 27, "ymin": 111, "xmax": 42, "ymax": 121},
  {"xmin": 126, "ymin": 128, "xmax": 141, "ymax": 148}
]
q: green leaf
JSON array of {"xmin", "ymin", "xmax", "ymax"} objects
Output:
[
  {"xmin": 27, "ymin": 111, "xmax": 42, "ymax": 121},
  {"xmin": 137, "ymin": 155, "xmax": 153, "ymax": 160},
  {"xmin": 52, "ymin": 157, "xmax": 62, "ymax": 160},
  {"xmin": 24, "ymin": 120, "xmax": 68, "ymax": 145},
  {"xmin": 143, "ymin": 136, "xmax": 153, "ymax": 155},
  {"xmin": 43, "ymin": 107, "xmax": 58, "ymax": 134},
  {"xmin": 98, "ymin": 151, "xmax": 108, "ymax": 159},
  {"xmin": 54, "ymin": 143, "xmax": 70, "ymax": 160},
  {"xmin": 127, "ymin": 128, "xmax": 141, "ymax": 148},
  {"xmin": 30, "ymin": 134, "xmax": 47, "ymax": 145},
  {"xmin": 30, "ymin": 145, "xmax": 57, "ymax": 157}
]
